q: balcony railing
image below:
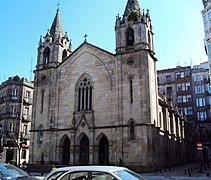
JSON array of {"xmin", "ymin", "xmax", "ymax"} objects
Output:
[
  {"xmin": 0, "ymin": 113, "xmax": 18, "ymax": 120},
  {"xmin": 23, "ymin": 97, "xmax": 32, "ymax": 105},
  {"xmin": 22, "ymin": 114, "xmax": 31, "ymax": 122}
]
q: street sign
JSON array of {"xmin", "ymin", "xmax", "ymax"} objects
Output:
[
  {"xmin": 114, "ymin": 144, "xmax": 119, "ymax": 152},
  {"xmin": 197, "ymin": 142, "xmax": 203, "ymax": 150}
]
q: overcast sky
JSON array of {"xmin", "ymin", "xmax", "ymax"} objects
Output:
[{"xmin": 0, "ymin": 0, "xmax": 207, "ymax": 83}]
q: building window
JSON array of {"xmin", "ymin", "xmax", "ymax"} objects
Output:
[
  {"xmin": 127, "ymin": 27, "xmax": 134, "ymax": 46},
  {"xmin": 185, "ymin": 82, "xmax": 191, "ymax": 90},
  {"xmin": 62, "ymin": 50, "xmax": 67, "ymax": 61},
  {"xmin": 12, "ymin": 89, "xmax": 18, "ymax": 99},
  {"xmin": 196, "ymin": 75, "xmax": 202, "ymax": 81},
  {"xmin": 25, "ymin": 107, "xmax": 29, "ymax": 115},
  {"xmin": 176, "ymin": 84, "xmax": 182, "ymax": 91},
  {"xmin": 129, "ymin": 75, "xmax": 134, "ymax": 103},
  {"xmin": 184, "ymin": 71, "xmax": 190, "ymax": 77},
  {"xmin": 176, "ymin": 72, "xmax": 185, "ymax": 79},
  {"xmin": 9, "ymin": 123, "xmax": 15, "ymax": 133},
  {"xmin": 177, "ymin": 96, "xmax": 182, "ymax": 103},
  {"xmin": 148, "ymin": 31, "xmax": 151, "ymax": 49},
  {"xmin": 187, "ymin": 107, "xmax": 193, "ymax": 115},
  {"xmin": 38, "ymin": 125, "xmax": 43, "ymax": 144},
  {"xmin": 25, "ymin": 91, "xmax": 31, "ymax": 100},
  {"xmin": 166, "ymin": 75, "xmax": 171, "ymax": 82},
  {"xmin": 166, "ymin": 86, "xmax": 172, "ymax": 95},
  {"xmin": 196, "ymin": 98, "xmax": 206, "ymax": 107},
  {"xmin": 41, "ymin": 90, "xmax": 44, "ymax": 113},
  {"xmin": 76, "ymin": 75, "xmax": 93, "ymax": 112},
  {"xmin": 197, "ymin": 111, "xmax": 207, "ymax": 121},
  {"xmin": 11, "ymin": 105, "xmax": 16, "ymax": 114},
  {"xmin": 43, "ymin": 47, "xmax": 50, "ymax": 64},
  {"xmin": 129, "ymin": 120, "xmax": 135, "ymax": 140},
  {"xmin": 176, "ymin": 73, "xmax": 181, "ymax": 79},
  {"xmin": 23, "ymin": 124, "xmax": 28, "ymax": 136},
  {"xmin": 187, "ymin": 95, "xmax": 192, "ymax": 102}
]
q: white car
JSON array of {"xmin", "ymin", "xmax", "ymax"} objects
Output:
[{"xmin": 44, "ymin": 166, "xmax": 146, "ymax": 180}]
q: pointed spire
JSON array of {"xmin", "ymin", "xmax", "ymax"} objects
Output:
[
  {"xmin": 39, "ymin": 36, "xmax": 43, "ymax": 47},
  {"xmin": 49, "ymin": 8, "xmax": 64, "ymax": 40},
  {"xmin": 124, "ymin": 0, "xmax": 141, "ymax": 17}
]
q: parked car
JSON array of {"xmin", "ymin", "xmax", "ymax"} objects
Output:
[
  {"xmin": 44, "ymin": 166, "xmax": 146, "ymax": 180},
  {"xmin": 0, "ymin": 163, "xmax": 40, "ymax": 180}
]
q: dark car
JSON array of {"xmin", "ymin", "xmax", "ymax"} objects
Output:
[{"xmin": 0, "ymin": 163, "xmax": 39, "ymax": 180}]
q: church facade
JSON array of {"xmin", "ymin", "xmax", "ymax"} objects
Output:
[{"xmin": 29, "ymin": 0, "xmax": 192, "ymax": 171}]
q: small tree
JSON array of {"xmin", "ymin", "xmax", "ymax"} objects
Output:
[{"xmin": 128, "ymin": 10, "xmax": 140, "ymax": 21}]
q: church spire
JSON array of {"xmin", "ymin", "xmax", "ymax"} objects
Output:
[
  {"xmin": 124, "ymin": 0, "xmax": 141, "ymax": 17},
  {"xmin": 49, "ymin": 8, "xmax": 64, "ymax": 40}
]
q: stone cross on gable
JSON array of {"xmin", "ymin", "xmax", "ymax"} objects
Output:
[{"xmin": 84, "ymin": 34, "xmax": 88, "ymax": 41}]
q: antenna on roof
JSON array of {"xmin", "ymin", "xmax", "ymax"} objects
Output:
[
  {"xmin": 177, "ymin": 61, "xmax": 180, "ymax": 66},
  {"xmin": 30, "ymin": 58, "xmax": 33, "ymax": 81},
  {"xmin": 190, "ymin": 58, "xmax": 193, "ymax": 67}
]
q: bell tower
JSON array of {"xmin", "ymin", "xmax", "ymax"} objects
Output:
[
  {"xmin": 115, "ymin": 0, "xmax": 154, "ymax": 55},
  {"xmin": 36, "ymin": 8, "xmax": 72, "ymax": 70},
  {"xmin": 115, "ymin": 0, "xmax": 158, "ymax": 125}
]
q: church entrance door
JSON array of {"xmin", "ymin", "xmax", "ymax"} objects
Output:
[
  {"xmin": 79, "ymin": 136, "xmax": 89, "ymax": 165},
  {"xmin": 62, "ymin": 137, "xmax": 70, "ymax": 165},
  {"xmin": 99, "ymin": 136, "xmax": 109, "ymax": 165}
]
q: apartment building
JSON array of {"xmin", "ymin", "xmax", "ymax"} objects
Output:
[
  {"xmin": 157, "ymin": 63, "xmax": 211, "ymax": 160},
  {"xmin": 0, "ymin": 76, "xmax": 33, "ymax": 165},
  {"xmin": 157, "ymin": 66, "xmax": 194, "ymax": 122},
  {"xmin": 202, "ymin": 0, "xmax": 211, "ymax": 79}
]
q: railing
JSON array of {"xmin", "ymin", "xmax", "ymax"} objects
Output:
[
  {"xmin": 23, "ymin": 97, "xmax": 32, "ymax": 105},
  {"xmin": 0, "ymin": 113, "xmax": 18, "ymax": 119},
  {"xmin": 22, "ymin": 114, "xmax": 31, "ymax": 122}
]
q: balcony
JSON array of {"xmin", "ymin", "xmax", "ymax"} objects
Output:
[
  {"xmin": 7, "ymin": 96, "xmax": 19, "ymax": 101},
  {"xmin": 0, "ymin": 113, "xmax": 18, "ymax": 120},
  {"xmin": 23, "ymin": 97, "xmax": 32, "ymax": 105},
  {"xmin": 22, "ymin": 114, "xmax": 31, "ymax": 123}
]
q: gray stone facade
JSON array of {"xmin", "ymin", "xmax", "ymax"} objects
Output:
[{"xmin": 30, "ymin": 0, "xmax": 190, "ymax": 172}]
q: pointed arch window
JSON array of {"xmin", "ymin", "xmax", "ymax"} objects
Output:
[
  {"xmin": 43, "ymin": 47, "xmax": 50, "ymax": 64},
  {"xmin": 129, "ymin": 75, "xmax": 134, "ymax": 103},
  {"xmin": 76, "ymin": 75, "xmax": 93, "ymax": 112},
  {"xmin": 127, "ymin": 27, "xmax": 135, "ymax": 46},
  {"xmin": 129, "ymin": 119, "xmax": 136, "ymax": 140},
  {"xmin": 62, "ymin": 50, "xmax": 67, "ymax": 61},
  {"xmin": 38, "ymin": 124, "xmax": 43, "ymax": 144},
  {"xmin": 41, "ymin": 90, "xmax": 45, "ymax": 113},
  {"xmin": 148, "ymin": 31, "xmax": 151, "ymax": 50}
]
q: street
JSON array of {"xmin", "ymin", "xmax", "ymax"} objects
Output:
[{"xmin": 141, "ymin": 164, "xmax": 211, "ymax": 180}]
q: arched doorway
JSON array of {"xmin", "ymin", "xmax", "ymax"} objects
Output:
[
  {"xmin": 79, "ymin": 136, "xmax": 89, "ymax": 165},
  {"xmin": 62, "ymin": 137, "xmax": 70, "ymax": 165},
  {"xmin": 99, "ymin": 136, "xmax": 109, "ymax": 165}
]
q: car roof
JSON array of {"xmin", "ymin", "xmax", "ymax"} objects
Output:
[{"xmin": 51, "ymin": 166, "xmax": 127, "ymax": 173}]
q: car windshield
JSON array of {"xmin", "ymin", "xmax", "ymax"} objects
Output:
[
  {"xmin": 0, "ymin": 164, "xmax": 29, "ymax": 178},
  {"xmin": 114, "ymin": 169, "xmax": 145, "ymax": 180}
]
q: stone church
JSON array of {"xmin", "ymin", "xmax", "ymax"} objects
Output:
[{"xmin": 29, "ymin": 0, "xmax": 192, "ymax": 171}]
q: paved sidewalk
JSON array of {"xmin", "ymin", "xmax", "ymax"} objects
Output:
[{"xmin": 142, "ymin": 163, "xmax": 211, "ymax": 180}]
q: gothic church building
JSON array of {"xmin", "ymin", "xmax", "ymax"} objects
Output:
[{"xmin": 30, "ymin": 0, "xmax": 191, "ymax": 171}]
